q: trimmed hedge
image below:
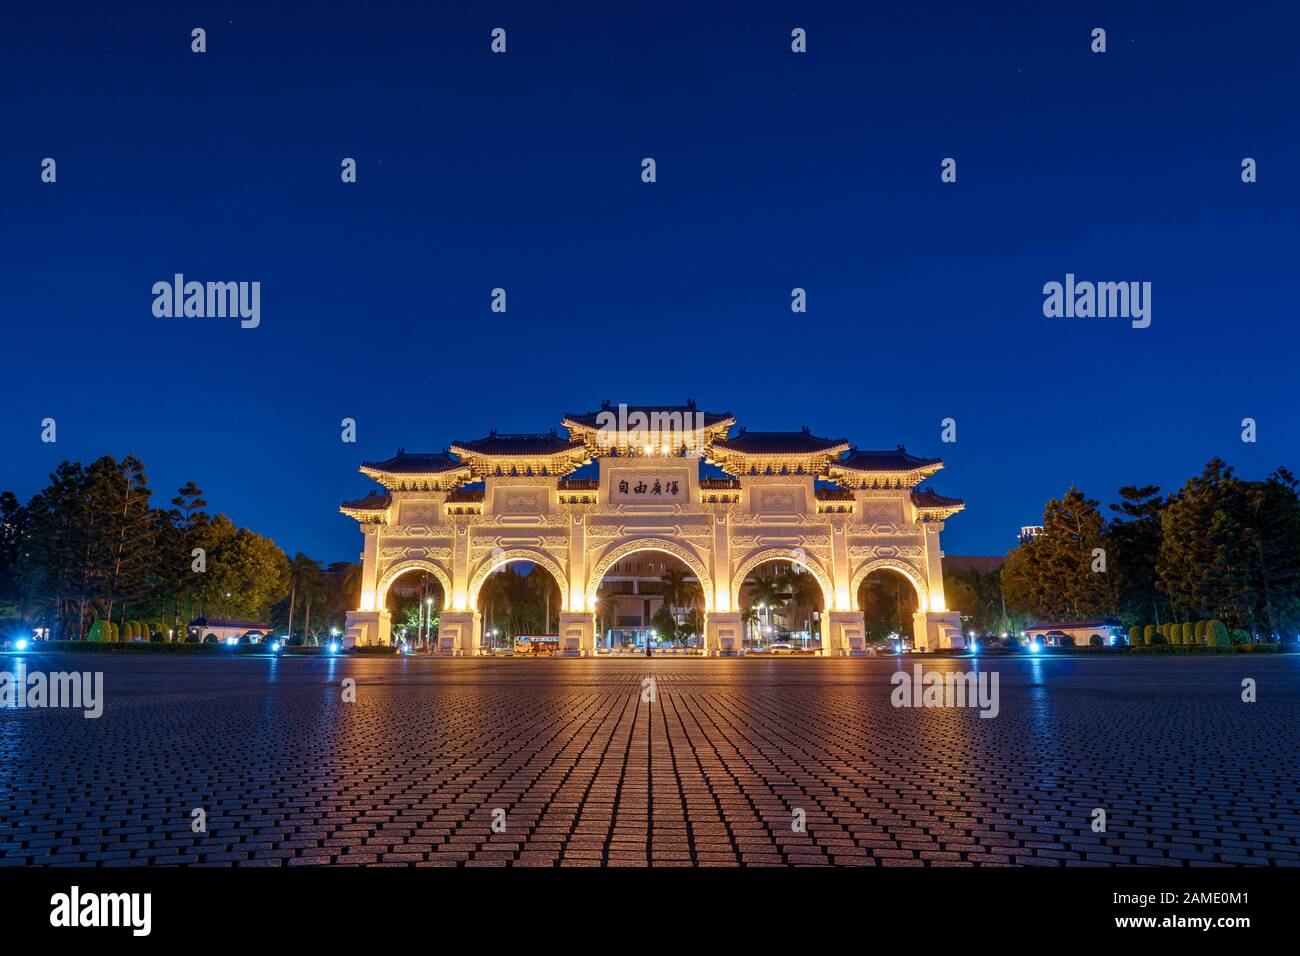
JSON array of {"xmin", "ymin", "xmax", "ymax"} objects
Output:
[
  {"xmin": 37, "ymin": 640, "xmax": 210, "ymax": 653},
  {"xmin": 1130, "ymin": 643, "xmax": 1283, "ymax": 654}
]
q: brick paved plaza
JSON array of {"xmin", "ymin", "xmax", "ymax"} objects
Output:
[{"xmin": 2, "ymin": 653, "xmax": 1298, "ymax": 867}]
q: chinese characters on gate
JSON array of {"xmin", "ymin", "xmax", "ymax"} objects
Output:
[{"xmin": 618, "ymin": 478, "xmax": 680, "ymax": 497}]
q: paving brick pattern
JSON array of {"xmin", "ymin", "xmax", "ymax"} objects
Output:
[{"xmin": 1, "ymin": 654, "xmax": 1298, "ymax": 866}]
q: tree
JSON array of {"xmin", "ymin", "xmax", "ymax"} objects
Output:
[
  {"xmin": 285, "ymin": 552, "xmax": 317, "ymax": 642},
  {"xmin": 159, "ymin": 481, "xmax": 210, "ymax": 635},
  {"xmin": 1157, "ymin": 460, "xmax": 1300, "ymax": 634},
  {"xmin": 781, "ymin": 565, "xmax": 824, "ymax": 637},
  {"xmin": 680, "ymin": 607, "xmax": 705, "ymax": 647},
  {"xmin": 198, "ymin": 516, "xmax": 290, "ymax": 621},
  {"xmin": 660, "ymin": 566, "xmax": 701, "ymax": 627},
  {"xmin": 858, "ymin": 572, "xmax": 918, "ymax": 640},
  {"xmin": 297, "ymin": 558, "xmax": 326, "ymax": 643},
  {"xmin": 747, "ymin": 574, "xmax": 786, "ymax": 641},
  {"xmin": 650, "ymin": 606, "xmax": 678, "ymax": 646},
  {"xmin": 0, "ymin": 491, "xmax": 27, "ymax": 620},
  {"xmin": 86, "ymin": 456, "xmax": 156, "ymax": 629},
  {"xmin": 1106, "ymin": 485, "xmax": 1165, "ymax": 625},
  {"xmin": 946, "ymin": 566, "xmax": 1006, "ymax": 635},
  {"xmin": 1003, "ymin": 487, "xmax": 1111, "ymax": 620},
  {"xmin": 594, "ymin": 581, "xmax": 619, "ymax": 641},
  {"xmin": 1241, "ymin": 469, "xmax": 1300, "ymax": 638}
]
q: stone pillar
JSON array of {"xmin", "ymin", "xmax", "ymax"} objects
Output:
[
  {"xmin": 568, "ymin": 515, "xmax": 587, "ymax": 618},
  {"xmin": 912, "ymin": 610, "xmax": 964, "ymax": 652},
  {"xmin": 824, "ymin": 610, "xmax": 867, "ymax": 656},
  {"xmin": 437, "ymin": 610, "xmax": 478, "ymax": 656},
  {"xmin": 828, "ymin": 515, "xmax": 852, "ymax": 612},
  {"xmin": 921, "ymin": 523, "xmax": 949, "ymax": 613},
  {"xmin": 358, "ymin": 525, "xmax": 381, "ymax": 611},
  {"xmin": 343, "ymin": 609, "xmax": 391, "ymax": 648},
  {"xmin": 705, "ymin": 612, "xmax": 743, "ymax": 656},
  {"xmin": 557, "ymin": 611, "xmax": 595, "ymax": 656}
]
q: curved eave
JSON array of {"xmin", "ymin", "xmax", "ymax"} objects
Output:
[
  {"xmin": 339, "ymin": 504, "xmax": 391, "ymax": 524},
  {"xmin": 705, "ymin": 448, "xmax": 850, "ymax": 478},
  {"xmin": 826, "ymin": 462, "xmax": 944, "ymax": 488},
  {"xmin": 449, "ymin": 449, "xmax": 593, "ymax": 478},
  {"xmin": 563, "ymin": 419, "xmax": 734, "ymax": 456},
  {"xmin": 913, "ymin": 501, "xmax": 965, "ymax": 522},
  {"xmin": 358, "ymin": 464, "xmax": 473, "ymax": 490}
]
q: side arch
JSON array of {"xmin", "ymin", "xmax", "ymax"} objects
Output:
[
  {"xmin": 850, "ymin": 558, "xmax": 928, "ymax": 607},
  {"xmin": 467, "ymin": 548, "xmax": 570, "ymax": 612},
  {"xmin": 376, "ymin": 559, "xmax": 453, "ymax": 610},
  {"xmin": 585, "ymin": 537, "xmax": 714, "ymax": 610},
  {"xmin": 730, "ymin": 547, "xmax": 834, "ymax": 612}
]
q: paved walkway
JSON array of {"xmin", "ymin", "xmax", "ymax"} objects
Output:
[{"xmin": 1, "ymin": 654, "xmax": 1298, "ymax": 866}]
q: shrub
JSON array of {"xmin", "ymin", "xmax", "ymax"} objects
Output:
[
  {"xmin": 1231, "ymin": 629, "xmax": 1251, "ymax": 645},
  {"xmin": 1194, "ymin": 620, "xmax": 1207, "ymax": 644},
  {"xmin": 1208, "ymin": 619, "xmax": 1231, "ymax": 647},
  {"xmin": 1181, "ymin": 622, "xmax": 1194, "ymax": 645},
  {"xmin": 1168, "ymin": 623, "xmax": 1183, "ymax": 645},
  {"xmin": 1152, "ymin": 632, "xmax": 1168, "ymax": 645},
  {"xmin": 1128, "ymin": 626, "xmax": 1141, "ymax": 647},
  {"xmin": 1090, "ymin": 634, "xmax": 1104, "ymax": 647},
  {"xmin": 1059, "ymin": 635, "xmax": 1076, "ymax": 647},
  {"xmin": 87, "ymin": 620, "xmax": 109, "ymax": 642},
  {"xmin": 1143, "ymin": 625, "xmax": 1156, "ymax": 645},
  {"xmin": 203, "ymin": 632, "xmax": 219, "ymax": 645}
]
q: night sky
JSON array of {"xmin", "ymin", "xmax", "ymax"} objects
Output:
[{"xmin": 2, "ymin": 2, "xmax": 1296, "ymax": 565}]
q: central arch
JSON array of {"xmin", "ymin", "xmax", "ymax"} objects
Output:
[
  {"xmin": 850, "ymin": 558, "xmax": 928, "ymax": 608},
  {"xmin": 585, "ymin": 537, "xmax": 713, "ymax": 611},
  {"xmin": 467, "ymin": 548, "xmax": 571, "ymax": 613},
  {"xmin": 729, "ymin": 547, "xmax": 834, "ymax": 613},
  {"xmin": 376, "ymin": 559, "xmax": 452, "ymax": 610}
]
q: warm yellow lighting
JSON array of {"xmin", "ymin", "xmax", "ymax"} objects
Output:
[
  {"xmin": 929, "ymin": 595, "xmax": 946, "ymax": 612},
  {"xmin": 360, "ymin": 589, "xmax": 376, "ymax": 611}
]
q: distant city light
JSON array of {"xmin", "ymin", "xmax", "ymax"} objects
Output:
[
  {"xmin": 270, "ymin": 641, "xmax": 280, "ymax": 653},
  {"xmin": 15, "ymin": 638, "xmax": 29, "ymax": 651}
]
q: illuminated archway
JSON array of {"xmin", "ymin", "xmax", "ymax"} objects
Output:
[
  {"xmin": 375, "ymin": 559, "xmax": 452, "ymax": 610},
  {"xmin": 850, "ymin": 558, "xmax": 928, "ymax": 608},
  {"xmin": 730, "ymin": 547, "xmax": 834, "ymax": 613},
  {"xmin": 585, "ymin": 538, "xmax": 713, "ymax": 611},
  {"xmin": 467, "ymin": 549, "xmax": 571, "ymax": 613}
]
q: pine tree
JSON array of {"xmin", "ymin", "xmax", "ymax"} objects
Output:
[{"xmin": 1003, "ymin": 487, "xmax": 1110, "ymax": 619}]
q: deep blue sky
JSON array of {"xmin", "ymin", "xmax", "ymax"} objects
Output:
[{"xmin": 2, "ymin": 2, "xmax": 1296, "ymax": 564}]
